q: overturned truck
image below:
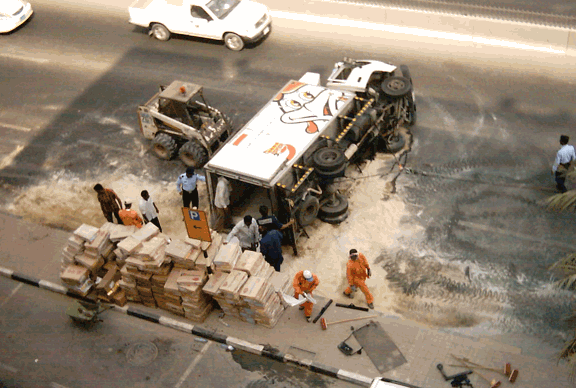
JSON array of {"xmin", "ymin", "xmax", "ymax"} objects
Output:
[{"xmin": 204, "ymin": 58, "xmax": 416, "ymax": 245}]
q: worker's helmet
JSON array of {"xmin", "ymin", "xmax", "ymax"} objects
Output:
[{"xmin": 303, "ymin": 270, "xmax": 313, "ymax": 281}]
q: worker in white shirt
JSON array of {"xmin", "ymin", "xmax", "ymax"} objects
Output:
[
  {"xmin": 176, "ymin": 167, "xmax": 206, "ymax": 209},
  {"xmin": 552, "ymin": 135, "xmax": 576, "ymax": 193},
  {"xmin": 213, "ymin": 176, "xmax": 232, "ymax": 232},
  {"xmin": 139, "ymin": 190, "xmax": 162, "ymax": 232},
  {"xmin": 226, "ymin": 215, "xmax": 260, "ymax": 251}
]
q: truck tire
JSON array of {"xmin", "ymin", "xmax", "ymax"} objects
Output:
[
  {"xmin": 319, "ymin": 211, "xmax": 349, "ymax": 225},
  {"xmin": 399, "ymin": 65, "xmax": 412, "ymax": 81},
  {"xmin": 295, "ymin": 196, "xmax": 319, "ymax": 226},
  {"xmin": 316, "ymin": 163, "xmax": 346, "ymax": 180},
  {"xmin": 406, "ymin": 96, "xmax": 417, "ymax": 126},
  {"xmin": 152, "ymin": 132, "xmax": 178, "ymax": 160},
  {"xmin": 179, "ymin": 140, "xmax": 209, "ymax": 168},
  {"xmin": 386, "ymin": 132, "xmax": 406, "ymax": 153},
  {"xmin": 319, "ymin": 193, "xmax": 349, "ymax": 218},
  {"xmin": 150, "ymin": 24, "xmax": 171, "ymax": 41},
  {"xmin": 381, "ymin": 76, "xmax": 411, "ymax": 98},
  {"xmin": 224, "ymin": 33, "xmax": 244, "ymax": 51},
  {"xmin": 313, "ymin": 147, "xmax": 346, "ymax": 172}
]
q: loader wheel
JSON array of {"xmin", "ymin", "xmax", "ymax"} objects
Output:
[
  {"xmin": 295, "ymin": 196, "xmax": 319, "ymax": 226},
  {"xmin": 381, "ymin": 76, "xmax": 411, "ymax": 98},
  {"xmin": 150, "ymin": 23, "xmax": 171, "ymax": 41},
  {"xmin": 152, "ymin": 132, "xmax": 177, "ymax": 160},
  {"xmin": 224, "ymin": 33, "xmax": 244, "ymax": 51},
  {"xmin": 179, "ymin": 140, "xmax": 209, "ymax": 168},
  {"xmin": 319, "ymin": 193, "xmax": 349, "ymax": 218},
  {"xmin": 313, "ymin": 147, "xmax": 346, "ymax": 173}
]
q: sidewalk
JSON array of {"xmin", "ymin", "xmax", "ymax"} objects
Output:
[{"xmin": 0, "ymin": 211, "xmax": 573, "ymax": 387}]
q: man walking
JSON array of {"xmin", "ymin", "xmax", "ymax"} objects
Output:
[
  {"xmin": 118, "ymin": 200, "xmax": 143, "ymax": 228},
  {"xmin": 226, "ymin": 215, "xmax": 260, "ymax": 251},
  {"xmin": 94, "ymin": 183, "xmax": 123, "ymax": 224},
  {"xmin": 552, "ymin": 135, "xmax": 576, "ymax": 193},
  {"xmin": 139, "ymin": 190, "xmax": 162, "ymax": 232},
  {"xmin": 259, "ymin": 226, "xmax": 284, "ymax": 272},
  {"xmin": 176, "ymin": 167, "xmax": 206, "ymax": 209},
  {"xmin": 293, "ymin": 270, "xmax": 319, "ymax": 322},
  {"xmin": 343, "ymin": 249, "xmax": 374, "ymax": 309},
  {"xmin": 213, "ymin": 176, "xmax": 232, "ymax": 232}
]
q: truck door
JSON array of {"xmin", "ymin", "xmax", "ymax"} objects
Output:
[{"xmin": 190, "ymin": 6, "xmax": 219, "ymax": 39}]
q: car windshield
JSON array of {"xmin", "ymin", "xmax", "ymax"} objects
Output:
[{"xmin": 206, "ymin": 0, "xmax": 241, "ymax": 19}]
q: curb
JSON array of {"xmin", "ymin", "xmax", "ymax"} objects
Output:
[{"xmin": 0, "ymin": 266, "xmax": 374, "ymax": 387}]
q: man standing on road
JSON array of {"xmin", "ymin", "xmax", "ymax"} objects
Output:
[
  {"xmin": 226, "ymin": 215, "xmax": 260, "ymax": 251},
  {"xmin": 176, "ymin": 167, "xmax": 206, "ymax": 209},
  {"xmin": 293, "ymin": 270, "xmax": 319, "ymax": 322},
  {"xmin": 343, "ymin": 249, "xmax": 374, "ymax": 309},
  {"xmin": 139, "ymin": 190, "xmax": 162, "ymax": 232},
  {"xmin": 213, "ymin": 176, "xmax": 232, "ymax": 232},
  {"xmin": 552, "ymin": 135, "xmax": 576, "ymax": 193},
  {"xmin": 259, "ymin": 226, "xmax": 284, "ymax": 272},
  {"xmin": 118, "ymin": 200, "xmax": 143, "ymax": 228},
  {"xmin": 94, "ymin": 183, "xmax": 123, "ymax": 225}
]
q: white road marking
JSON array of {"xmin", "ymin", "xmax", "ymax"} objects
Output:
[
  {"xmin": 0, "ymin": 122, "xmax": 33, "ymax": 132},
  {"xmin": 270, "ymin": 11, "xmax": 565, "ymax": 54},
  {"xmin": 51, "ymin": 383, "xmax": 71, "ymax": 388},
  {"xmin": 174, "ymin": 341, "xmax": 211, "ymax": 388},
  {"xmin": 0, "ymin": 145, "xmax": 25, "ymax": 169},
  {"xmin": 0, "ymin": 53, "xmax": 49, "ymax": 64},
  {"xmin": 0, "ymin": 283, "xmax": 22, "ymax": 308},
  {"xmin": 0, "ymin": 362, "xmax": 18, "ymax": 373}
]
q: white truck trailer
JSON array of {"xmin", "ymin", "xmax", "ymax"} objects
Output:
[
  {"xmin": 204, "ymin": 58, "xmax": 416, "ymax": 250},
  {"xmin": 128, "ymin": 0, "xmax": 271, "ymax": 51}
]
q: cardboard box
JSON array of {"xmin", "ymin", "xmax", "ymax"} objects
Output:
[
  {"xmin": 202, "ymin": 271, "xmax": 228, "ymax": 296},
  {"xmin": 73, "ymin": 224, "xmax": 99, "ymax": 242},
  {"xmin": 61, "ymin": 265, "xmax": 90, "ymax": 285}
]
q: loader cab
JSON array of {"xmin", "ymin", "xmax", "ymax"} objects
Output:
[{"xmin": 157, "ymin": 81, "xmax": 212, "ymax": 129}]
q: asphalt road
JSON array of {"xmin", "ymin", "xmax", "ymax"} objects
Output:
[{"xmin": 1, "ymin": 0, "xmax": 576, "ymax": 385}]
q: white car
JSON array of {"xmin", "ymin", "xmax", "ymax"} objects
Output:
[
  {"xmin": 128, "ymin": 0, "xmax": 272, "ymax": 51},
  {"xmin": 0, "ymin": 0, "xmax": 33, "ymax": 33}
]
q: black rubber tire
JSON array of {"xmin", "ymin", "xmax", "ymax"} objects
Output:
[
  {"xmin": 399, "ymin": 65, "xmax": 412, "ymax": 81},
  {"xmin": 319, "ymin": 193, "xmax": 349, "ymax": 218},
  {"xmin": 313, "ymin": 147, "xmax": 346, "ymax": 173},
  {"xmin": 150, "ymin": 23, "xmax": 171, "ymax": 41},
  {"xmin": 224, "ymin": 33, "xmax": 244, "ymax": 51},
  {"xmin": 386, "ymin": 132, "xmax": 406, "ymax": 153},
  {"xmin": 319, "ymin": 211, "xmax": 349, "ymax": 224},
  {"xmin": 381, "ymin": 76, "xmax": 411, "ymax": 98},
  {"xmin": 295, "ymin": 196, "xmax": 319, "ymax": 226},
  {"xmin": 151, "ymin": 132, "xmax": 178, "ymax": 160},
  {"xmin": 179, "ymin": 140, "xmax": 209, "ymax": 168},
  {"xmin": 406, "ymin": 96, "xmax": 417, "ymax": 126},
  {"xmin": 316, "ymin": 163, "xmax": 347, "ymax": 180}
]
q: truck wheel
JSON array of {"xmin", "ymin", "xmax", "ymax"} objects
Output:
[
  {"xmin": 179, "ymin": 140, "xmax": 209, "ymax": 168},
  {"xmin": 150, "ymin": 24, "xmax": 171, "ymax": 41},
  {"xmin": 313, "ymin": 147, "xmax": 346, "ymax": 172},
  {"xmin": 319, "ymin": 211, "xmax": 349, "ymax": 225},
  {"xmin": 316, "ymin": 163, "xmax": 346, "ymax": 180},
  {"xmin": 386, "ymin": 132, "xmax": 406, "ymax": 153},
  {"xmin": 295, "ymin": 196, "xmax": 319, "ymax": 226},
  {"xmin": 224, "ymin": 33, "xmax": 244, "ymax": 51},
  {"xmin": 381, "ymin": 76, "xmax": 411, "ymax": 97},
  {"xmin": 152, "ymin": 132, "xmax": 178, "ymax": 160},
  {"xmin": 406, "ymin": 98, "xmax": 417, "ymax": 126},
  {"xmin": 319, "ymin": 193, "xmax": 349, "ymax": 218},
  {"xmin": 399, "ymin": 65, "xmax": 412, "ymax": 81}
]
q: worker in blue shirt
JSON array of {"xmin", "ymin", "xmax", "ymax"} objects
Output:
[
  {"xmin": 176, "ymin": 167, "xmax": 206, "ymax": 208},
  {"xmin": 259, "ymin": 226, "xmax": 284, "ymax": 272},
  {"xmin": 552, "ymin": 135, "xmax": 576, "ymax": 193},
  {"xmin": 257, "ymin": 205, "xmax": 294, "ymax": 234}
]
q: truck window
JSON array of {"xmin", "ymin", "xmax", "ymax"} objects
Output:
[
  {"xmin": 191, "ymin": 6, "xmax": 213, "ymax": 21},
  {"xmin": 206, "ymin": 0, "xmax": 241, "ymax": 19}
]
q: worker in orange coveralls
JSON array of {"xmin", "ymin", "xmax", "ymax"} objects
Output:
[
  {"xmin": 343, "ymin": 249, "xmax": 374, "ymax": 309},
  {"xmin": 118, "ymin": 200, "xmax": 143, "ymax": 228},
  {"xmin": 293, "ymin": 270, "xmax": 319, "ymax": 322}
]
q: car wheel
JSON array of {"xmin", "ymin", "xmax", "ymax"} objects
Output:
[
  {"xmin": 151, "ymin": 24, "xmax": 171, "ymax": 41},
  {"xmin": 179, "ymin": 140, "xmax": 209, "ymax": 168},
  {"xmin": 319, "ymin": 193, "xmax": 349, "ymax": 218},
  {"xmin": 386, "ymin": 132, "xmax": 406, "ymax": 153},
  {"xmin": 295, "ymin": 196, "xmax": 319, "ymax": 226},
  {"xmin": 381, "ymin": 76, "xmax": 411, "ymax": 98},
  {"xmin": 313, "ymin": 147, "xmax": 346, "ymax": 172},
  {"xmin": 224, "ymin": 33, "xmax": 244, "ymax": 51},
  {"xmin": 151, "ymin": 132, "xmax": 178, "ymax": 160}
]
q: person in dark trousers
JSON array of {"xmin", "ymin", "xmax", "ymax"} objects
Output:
[
  {"xmin": 257, "ymin": 205, "xmax": 296, "ymax": 254},
  {"xmin": 259, "ymin": 226, "xmax": 284, "ymax": 272},
  {"xmin": 139, "ymin": 190, "xmax": 162, "ymax": 232},
  {"xmin": 94, "ymin": 183, "xmax": 123, "ymax": 224},
  {"xmin": 552, "ymin": 135, "xmax": 576, "ymax": 193},
  {"xmin": 176, "ymin": 167, "xmax": 206, "ymax": 209}
]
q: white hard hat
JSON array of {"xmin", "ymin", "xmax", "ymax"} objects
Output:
[{"xmin": 303, "ymin": 270, "xmax": 313, "ymax": 281}]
